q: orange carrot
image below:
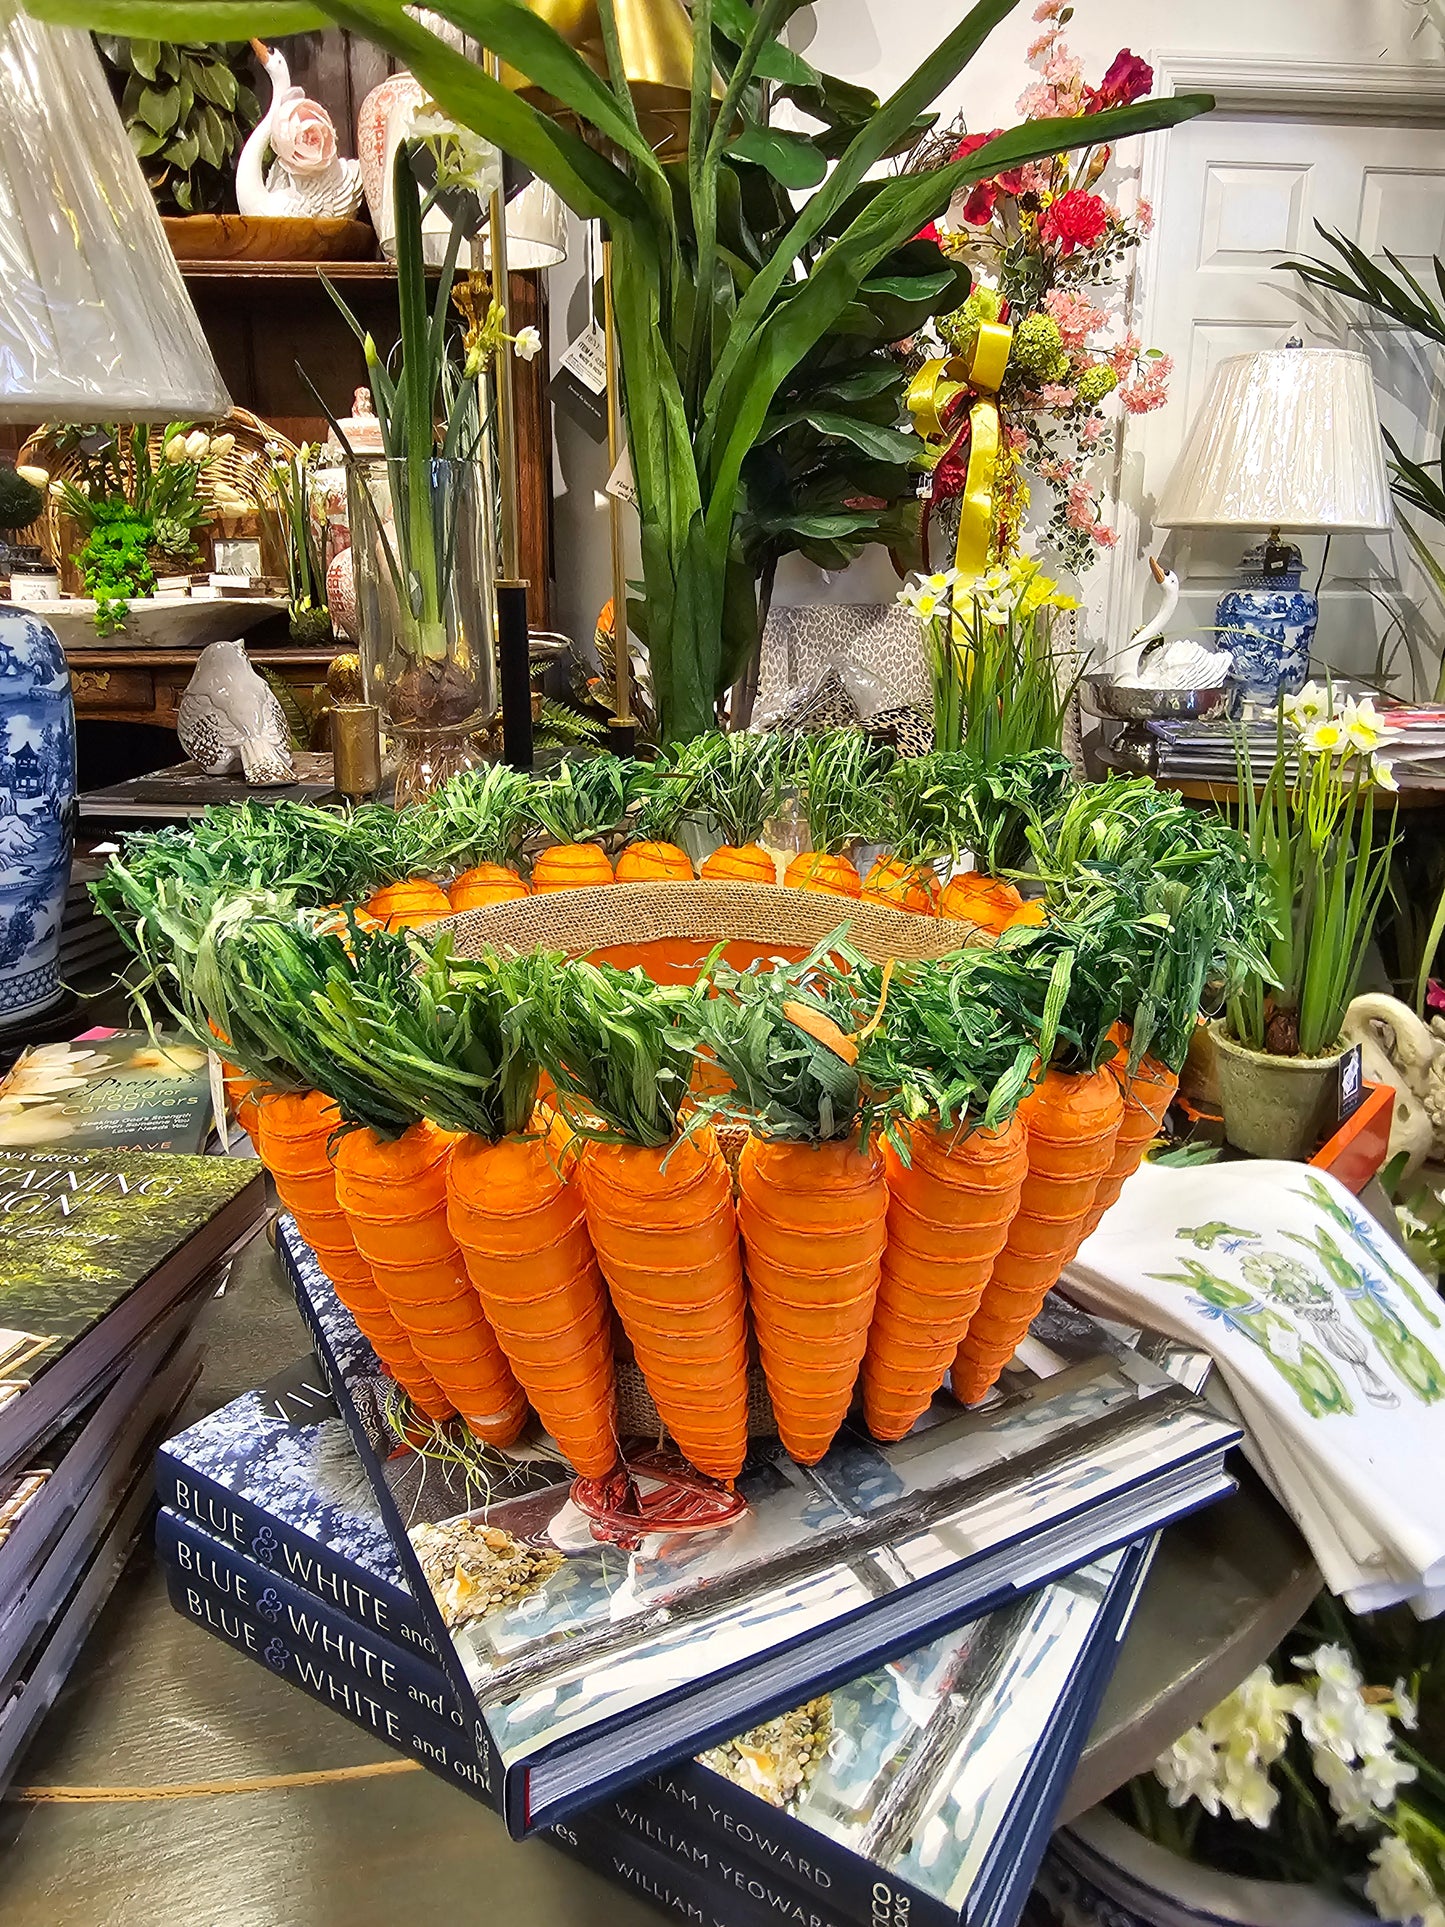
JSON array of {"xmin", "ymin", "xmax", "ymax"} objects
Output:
[
  {"xmin": 783, "ymin": 850, "xmax": 862, "ymax": 898},
  {"xmin": 937, "ymin": 872, "xmax": 1024, "ymax": 933},
  {"xmin": 615, "ymin": 841, "xmax": 694, "ymax": 882},
  {"xmin": 449, "ymin": 862, "xmax": 529, "ymax": 910},
  {"xmin": 737, "ymin": 1136, "xmax": 888, "ymax": 1463},
  {"xmin": 578, "ymin": 1128, "xmax": 748, "ymax": 1482},
  {"xmin": 1071, "ymin": 1042, "xmax": 1178, "ymax": 1250},
  {"xmin": 255, "ymin": 1090, "xmax": 453, "ymax": 1423},
  {"xmin": 364, "ymin": 877, "xmax": 453, "ymax": 929},
  {"xmin": 862, "ymin": 856, "xmax": 939, "ymax": 916},
  {"xmin": 446, "ymin": 1124, "xmax": 619, "ymax": 1479},
  {"xmin": 950, "ymin": 1065, "xmax": 1124, "ymax": 1404},
  {"xmin": 531, "ymin": 844, "xmax": 615, "ymax": 892},
  {"xmin": 862, "ymin": 1116, "xmax": 1027, "ymax": 1441},
  {"xmin": 332, "ymin": 1120, "xmax": 530, "ymax": 1446},
  {"xmin": 701, "ymin": 844, "xmax": 777, "ymax": 883}
]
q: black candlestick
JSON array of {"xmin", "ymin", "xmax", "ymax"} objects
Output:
[{"xmin": 497, "ymin": 577, "xmax": 533, "ymax": 771}]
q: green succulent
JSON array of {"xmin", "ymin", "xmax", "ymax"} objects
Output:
[
  {"xmin": 96, "ymin": 38, "xmax": 260, "ymax": 217},
  {"xmin": 151, "ymin": 514, "xmax": 197, "ymax": 559}
]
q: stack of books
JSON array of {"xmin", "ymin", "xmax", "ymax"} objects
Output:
[
  {"xmin": 0, "ymin": 1145, "xmax": 264, "ymax": 1790},
  {"xmin": 1144, "ymin": 704, "xmax": 1445, "ymax": 787},
  {"xmin": 152, "ymin": 1215, "xmax": 1240, "ymax": 1922}
]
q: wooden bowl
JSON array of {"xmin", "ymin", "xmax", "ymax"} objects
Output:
[{"xmin": 162, "ymin": 214, "xmax": 377, "ymax": 262}]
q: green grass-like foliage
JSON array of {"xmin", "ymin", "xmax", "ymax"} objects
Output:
[
  {"xmin": 792, "ymin": 730, "xmax": 896, "ymax": 856},
  {"xmin": 672, "ymin": 731, "xmax": 787, "ymax": 848},
  {"xmin": 527, "ymin": 753, "xmax": 641, "ymax": 848}
]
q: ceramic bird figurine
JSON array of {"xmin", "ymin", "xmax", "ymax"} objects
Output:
[
  {"xmin": 237, "ymin": 40, "xmax": 363, "ymax": 221},
  {"xmin": 1112, "ymin": 556, "xmax": 1233, "ymax": 689},
  {"xmin": 177, "ymin": 639, "xmax": 296, "ymax": 786}
]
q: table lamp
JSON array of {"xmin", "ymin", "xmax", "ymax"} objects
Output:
[
  {"xmin": 1155, "ymin": 345, "xmax": 1392, "ymax": 702},
  {"xmin": 0, "ymin": 7, "xmax": 229, "ymax": 1032}
]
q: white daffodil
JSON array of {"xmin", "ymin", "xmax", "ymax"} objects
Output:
[
  {"xmin": 512, "ymin": 326, "xmax": 542, "ymax": 363},
  {"xmin": 1284, "ymin": 680, "xmax": 1328, "ymax": 726},
  {"xmin": 1366, "ymin": 1835, "xmax": 1445, "ymax": 1927},
  {"xmin": 1218, "ymin": 1754, "xmax": 1279, "ymax": 1829},
  {"xmin": 1154, "ymin": 1726, "xmax": 1224, "ymax": 1814},
  {"xmin": 1358, "ymin": 1745, "xmax": 1418, "ymax": 1809},
  {"xmin": 1302, "ymin": 717, "xmax": 1348, "ymax": 758},
  {"xmin": 1340, "ymin": 695, "xmax": 1391, "ymax": 753},
  {"xmin": 1373, "ymin": 757, "xmax": 1400, "ymax": 793},
  {"xmin": 1394, "ymin": 1681, "xmax": 1420, "ymax": 1731},
  {"xmin": 1311, "ymin": 1743, "xmax": 1380, "ymax": 1829}
]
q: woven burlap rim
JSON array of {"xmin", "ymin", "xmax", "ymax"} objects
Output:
[{"xmin": 438, "ymin": 880, "xmax": 982, "ymax": 963}]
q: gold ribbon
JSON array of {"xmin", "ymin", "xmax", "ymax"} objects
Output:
[{"xmin": 906, "ymin": 317, "xmax": 1013, "ymax": 585}]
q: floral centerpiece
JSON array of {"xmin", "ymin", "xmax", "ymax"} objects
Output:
[
  {"xmin": 908, "ymin": 3, "xmax": 1173, "ymax": 573},
  {"xmin": 1109, "ymin": 1603, "xmax": 1445, "ymax": 1927},
  {"xmin": 49, "ymin": 421, "xmax": 233, "ymax": 634}
]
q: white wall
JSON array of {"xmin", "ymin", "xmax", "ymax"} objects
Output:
[{"xmin": 545, "ymin": 0, "xmax": 1442, "ymax": 659}]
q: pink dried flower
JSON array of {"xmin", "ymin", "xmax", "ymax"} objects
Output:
[
  {"xmin": 1066, "ymin": 481, "xmax": 1106, "ymax": 533},
  {"xmin": 1044, "ymin": 287, "xmax": 1106, "ymax": 347},
  {"xmin": 1027, "ymin": 32, "xmax": 1058, "ymax": 59},
  {"xmin": 1039, "ymin": 383, "xmax": 1078, "ymax": 411},
  {"xmin": 1119, "ymin": 353, "xmax": 1174, "ymax": 415},
  {"xmin": 1428, "ymin": 978, "xmax": 1445, "ymax": 1014},
  {"xmin": 1135, "ymin": 196, "xmax": 1155, "ymax": 234},
  {"xmin": 1017, "ymin": 80, "xmax": 1062, "ymax": 119},
  {"xmin": 1044, "ymin": 46, "xmax": 1083, "ymax": 88},
  {"xmin": 1109, "ymin": 332, "xmax": 1144, "ymax": 378},
  {"xmin": 1082, "ymin": 414, "xmax": 1110, "ymax": 444},
  {"xmin": 1093, "ymin": 524, "xmax": 1119, "ymax": 547},
  {"xmin": 1033, "ymin": 0, "xmax": 1066, "ymax": 18},
  {"xmin": 1005, "ymin": 424, "xmax": 1030, "ymax": 453},
  {"xmin": 1037, "ymin": 456, "xmax": 1076, "ymax": 484}
]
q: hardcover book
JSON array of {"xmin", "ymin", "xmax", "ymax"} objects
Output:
[
  {"xmin": 0, "ymin": 1148, "xmax": 264, "ymax": 1479},
  {"xmin": 0, "ymin": 1032, "xmax": 216, "ymax": 1155},
  {"xmin": 280, "ymin": 1217, "xmax": 1239, "ymax": 1837}
]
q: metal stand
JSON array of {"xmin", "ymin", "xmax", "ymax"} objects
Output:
[
  {"xmin": 497, "ymin": 578, "xmax": 534, "ymax": 770},
  {"xmin": 602, "ymin": 235, "xmax": 636, "ymax": 738}
]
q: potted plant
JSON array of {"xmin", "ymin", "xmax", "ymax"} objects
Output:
[
  {"xmin": 1043, "ymin": 1605, "xmax": 1445, "ymax": 1927},
  {"xmin": 264, "ymin": 440, "xmax": 332, "ymax": 642},
  {"xmin": 1214, "ymin": 686, "xmax": 1399, "ymax": 1160}
]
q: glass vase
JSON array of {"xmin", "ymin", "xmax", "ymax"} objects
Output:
[{"xmin": 346, "ymin": 454, "xmax": 497, "ymax": 808}]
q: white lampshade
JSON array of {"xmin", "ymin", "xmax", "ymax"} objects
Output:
[
  {"xmin": 480, "ymin": 178, "xmax": 568, "ymax": 272},
  {"xmin": 0, "ymin": 8, "xmax": 229, "ymax": 424},
  {"xmin": 1156, "ymin": 347, "xmax": 1391, "ymax": 534}
]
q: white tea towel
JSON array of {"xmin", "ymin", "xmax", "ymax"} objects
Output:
[{"xmin": 1065, "ymin": 1161, "xmax": 1445, "ymax": 1614}]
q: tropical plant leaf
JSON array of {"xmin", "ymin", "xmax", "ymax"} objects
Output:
[{"xmin": 729, "ymin": 124, "xmax": 829, "ymax": 189}]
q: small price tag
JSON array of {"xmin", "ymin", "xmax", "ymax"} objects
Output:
[
  {"xmin": 604, "ymin": 446, "xmax": 638, "ymax": 507},
  {"xmin": 1338, "ymin": 1042, "xmax": 1364, "ymax": 1122},
  {"xmin": 559, "ymin": 322, "xmax": 608, "ymax": 395}
]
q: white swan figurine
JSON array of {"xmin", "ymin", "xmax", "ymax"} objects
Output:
[
  {"xmin": 1112, "ymin": 556, "xmax": 1233, "ymax": 690},
  {"xmin": 236, "ymin": 40, "xmax": 363, "ymax": 221}
]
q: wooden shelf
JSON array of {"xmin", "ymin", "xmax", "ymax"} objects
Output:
[{"xmin": 177, "ymin": 257, "xmax": 440, "ymax": 281}]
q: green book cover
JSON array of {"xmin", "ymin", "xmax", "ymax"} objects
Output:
[
  {"xmin": 0, "ymin": 1151, "xmax": 259, "ymax": 1390},
  {"xmin": 0, "ymin": 1035, "xmax": 216, "ymax": 1155}
]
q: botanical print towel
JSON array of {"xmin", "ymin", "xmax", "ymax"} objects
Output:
[{"xmin": 1066, "ymin": 1162, "xmax": 1445, "ymax": 1613}]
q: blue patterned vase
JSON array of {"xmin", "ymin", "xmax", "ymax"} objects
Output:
[
  {"xmin": 1216, "ymin": 557, "xmax": 1316, "ymax": 703},
  {"xmin": 0, "ymin": 609, "xmax": 76, "ymax": 1025}
]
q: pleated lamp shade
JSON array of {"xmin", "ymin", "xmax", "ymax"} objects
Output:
[
  {"xmin": 0, "ymin": 8, "xmax": 230, "ymax": 424},
  {"xmin": 1156, "ymin": 347, "xmax": 1391, "ymax": 534}
]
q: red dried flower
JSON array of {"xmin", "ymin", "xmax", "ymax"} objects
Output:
[
  {"xmin": 914, "ymin": 220, "xmax": 942, "ymax": 244},
  {"xmin": 1086, "ymin": 49, "xmax": 1153, "ymax": 111},
  {"xmin": 1039, "ymin": 188, "xmax": 1110, "ymax": 254}
]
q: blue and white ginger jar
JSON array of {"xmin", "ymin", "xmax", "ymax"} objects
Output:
[
  {"xmin": 1215, "ymin": 558, "xmax": 1316, "ymax": 704},
  {"xmin": 0, "ymin": 609, "xmax": 76, "ymax": 1024}
]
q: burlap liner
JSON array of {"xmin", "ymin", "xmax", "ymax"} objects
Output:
[
  {"xmin": 436, "ymin": 880, "xmax": 982, "ymax": 963},
  {"xmin": 615, "ymin": 1353, "xmax": 779, "ymax": 1440}
]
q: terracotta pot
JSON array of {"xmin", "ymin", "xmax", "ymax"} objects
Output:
[
  {"xmin": 1039, "ymin": 1808, "xmax": 1371, "ymax": 1927},
  {"xmin": 1211, "ymin": 1020, "xmax": 1345, "ymax": 1161}
]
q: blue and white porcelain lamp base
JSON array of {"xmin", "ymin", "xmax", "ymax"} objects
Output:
[
  {"xmin": 1214, "ymin": 536, "xmax": 1316, "ymax": 705},
  {"xmin": 0, "ymin": 608, "xmax": 76, "ymax": 1029}
]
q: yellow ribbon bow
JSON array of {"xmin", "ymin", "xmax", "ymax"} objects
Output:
[{"xmin": 906, "ymin": 316, "xmax": 1013, "ymax": 586}]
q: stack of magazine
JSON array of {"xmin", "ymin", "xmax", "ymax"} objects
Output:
[
  {"xmin": 0, "ymin": 1145, "xmax": 263, "ymax": 1791},
  {"xmin": 153, "ymin": 1213, "xmax": 1239, "ymax": 1923}
]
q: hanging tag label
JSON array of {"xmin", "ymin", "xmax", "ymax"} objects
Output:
[
  {"xmin": 559, "ymin": 323, "xmax": 608, "ymax": 395},
  {"xmin": 605, "ymin": 446, "xmax": 638, "ymax": 507},
  {"xmin": 1337, "ymin": 1043, "xmax": 1364, "ymax": 1123}
]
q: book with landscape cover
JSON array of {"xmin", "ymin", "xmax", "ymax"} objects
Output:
[
  {"xmin": 0, "ymin": 1149, "xmax": 263, "ymax": 1480},
  {"xmin": 0, "ymin": 1032, "xmax": 216, "ymax": 1155},
  {"xmin": 280, "ymin": 1217, "xmax": 1239, "ymax": 1836}
]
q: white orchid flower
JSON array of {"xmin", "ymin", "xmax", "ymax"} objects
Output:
[{"xmin": 512, "ymin": 326, "xmax": 543, "ymax": 363}]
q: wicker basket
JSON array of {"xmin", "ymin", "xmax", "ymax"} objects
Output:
[
  {"xmin": 443, "ymin": 880, "xmax": 983, "ymax": 973},
  {"xmin": 14, "ymin": 408, "xmax": 297, "ymax": 582}
]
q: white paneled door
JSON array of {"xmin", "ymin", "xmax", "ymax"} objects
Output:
[{"xmin": 1107, "ymin": 73, "xmax": 1445, "ymax": 692}]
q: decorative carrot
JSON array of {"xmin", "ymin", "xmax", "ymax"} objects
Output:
[
  {"xmin": 530, "ymin": 960, "xmax": 748, "ymax": 1482},
  {"xmin": 364, "ymin": 876, "xmax": 453, "ymax": 929},
  {"xmin": 529, "ymin": 754, "xmax": 637, "ymax": 892},
  {"xmin": 349, "ymin": 945, "xmax": 622, "ymax": 1481},
  {"xmin": 426, "ymin": 765, "xmax": 535, "ymax": 909},
  {"xmin": 1071, "ymin": 1034, "xmax": 1179, "ymax": 1250},
  {"xmin": 614, "ymin": 762, "xmax": 697, "ymax": 882},
  {"xmin": 848, "ymin": 940, "xmax": 1071, "ymax": 1439},
  {"xmin": 450, "ymin": 862, "xmax": 530, "ymax": 909},
  {"xmin": 938, "ymin": 872, "xmax": 1026, "ymax": 932},
  {"xmin": 951, "ymin": 1063, "xmax": 1123, "ymax": 1403},
  {"xmin": 860, "ymin": 756, "xmax": 952, "ymax": 916},
  {"xmin": 782, "ymin": 731, "xmax": 893, "ymax": 899},
  {"xmin": 697, "ymin": 953, "xmax": 891, "ymax": 1463},
  {"xmin": 676, "ymin": 732, "xmax": 784, "ymax": 883}
]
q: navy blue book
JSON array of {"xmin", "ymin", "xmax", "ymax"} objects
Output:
[
  {"xmin": 165, "ymin": 1514, "xmax": 1151, "ymax": 1927},
  {"xmin": 282, "ymin": 1216, "xmax": 1236, "ymax": 1838},
  {"xmin": 156, "ymin": 1356, "xmax": 439, "ymax": 1658}
]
